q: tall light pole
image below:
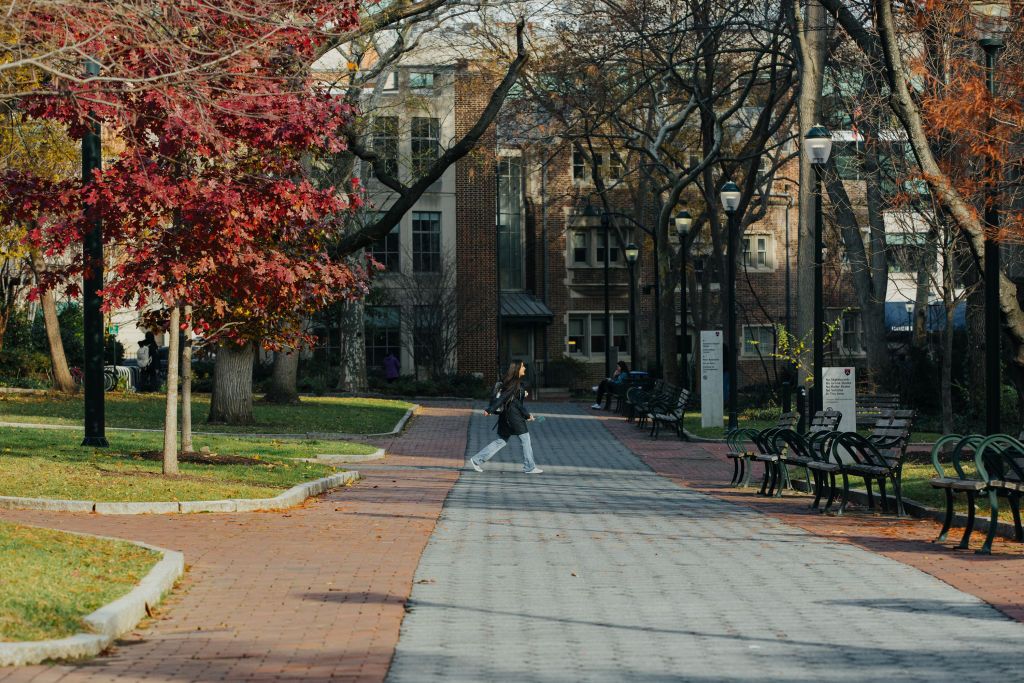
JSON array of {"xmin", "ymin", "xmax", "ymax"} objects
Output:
[
  {"xmin": 981, "ymin": 35, "xmax": 1004, "ymax": 435},
  {"xmin": 720, "ymin": 181, "xmax": 741, "ymax": 431},
  {"xmin": 81, "ymin": 59, "xmax": 108, "ymax": 447},
  {"xmin": 625, "ymin": 243, "xmax": 639, "ymax": 367},
  {"xmin": 803, "ymin": 124, "xmax": 833, "ymax": 417},
  {"xmin": 675, "ymin": 209, "xmax": 693, "ymax": 389}
]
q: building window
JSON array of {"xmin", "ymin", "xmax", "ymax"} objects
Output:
[
  {"xmin": 368, "ymin": 222, "xmax": 400, "ymax": 272},
  {"xmin": 409, "ymin": 72, "xmax": 434, "ymax": 89},
  {"xmin": 834, "ymin": 141, "xmax": 864, "ymax": 180},
  {"xmin": 380, "ymin": 72, "xmax": 398, "ymax": 91},
  {"xmin": 838, "ymin": 311, "xmax": 866, "ymax": 355},
  {"xmin": 693, "ymin": 256, "xmax": 721, "ymax": 286},
  {"xmin": 568, "ymin": 316, "xmax": 587, "ymax": 355},
  {"xmin": 411, "ymin": 117, "xmax": 440, "ymax": 177},
  {"xmin": 612, "ymin": 317, "xmax": 628, "ymax": 353},
  {"xmin": 886, "ymin": 233, "xmax": 928, "ymax": 274},
  {"xmin": 412, "ymin": 211, "xmax": 441, "ymax": 272},
  {"xmin": 365, "ymin": 306, "xmax": 401, "ymax": 369},
  {"xmin": 566, "ymin": 314, "xmax": 630, "ymax": 357},
  {"xmin": 742, "ymin": 325, "xmax": 775, "ymax": 356},
  {"xmin": 369, "ymin": 116, "xmax": 399, "ymax": 178},
  {"xmin": 498, "ymin": 156, "xmax": 524, "ymax": 290},
  {"xmin": 595, "ymin": 233, "xmax": 620, "ymax": 264},
  {"xmin": 571, "ymin": 232, "xmax": 589, "ymax": 265},
  {"xmin": 573, "ymin": 150, "xmax": 586, "ymax": 180},
  {"xmin": 742, "ymin": 235, "xmax": 772, "ymax": 269},
  {"xmin": 608, "ymin": 152, "xmax": 624, "ymax": 180}
]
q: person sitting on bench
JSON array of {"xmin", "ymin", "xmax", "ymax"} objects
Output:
[{"xmin": 592, "ymin": 361, "xmax": 629, "ymax": 410}]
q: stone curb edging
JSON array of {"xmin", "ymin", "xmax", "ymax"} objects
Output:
[
  {"xmin": 0, "ymin": 405, "xmax": 417, "ymax": 442},
  {"xmin": 0, "ymin": 471, "xmax": 361, "ymax": 515},
  {"xmin": 298, "ymin": 448, "xmax": 386, "ymax": 466},
  {"xmin": 0, "ymin": 535, "xmax": 183, "ymax": 667}
]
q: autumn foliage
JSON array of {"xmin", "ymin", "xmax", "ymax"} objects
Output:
[{"xmin": 2, "ymin": 0, "xmax": 369, "ymax": 349}]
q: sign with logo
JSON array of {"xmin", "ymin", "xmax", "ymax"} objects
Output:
[
  {"xmin": 822, "ymin": 367, "xmax": 856, "ymax": 461},
  {"xmin": 700, "ymin": 331, "xmax": 724, "ymax": 428}
]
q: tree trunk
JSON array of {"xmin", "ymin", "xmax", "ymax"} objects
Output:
[
  {"xmin": 912, "ymin": 230, "xmax": 937, "ymax": 349},
  {"xmin": 162, "ymin": 306, "xmax": 180, "ymax": 475},
  {"xmin": 180, "ymin": 305, "xmax": 193, "ymax": 453},
  {"xmin": 793, "ymin": 0, "xmax": 827, "ymax": 388},
  {"xmin": 208, "ymin": 342, "xmax": 255, "ymax": 424},
  {"xmin": 336, "ymin": 300, "xmax": 367, "ymax": 392},
  {"xmin": 29, "ymin": 251, "xmax": 75, "ymax": 393},
  {"xmin": 265, "ymin": 348, "xmax": 300, "ymax": 404}
]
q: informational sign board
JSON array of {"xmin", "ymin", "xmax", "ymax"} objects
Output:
[
  {"xmin": 823, "ymin": 367, "xmax": 857, "ymax": 462},
  {"xmin": 700, "ymin": 331, "xmax": 724, "ymax": 428}
]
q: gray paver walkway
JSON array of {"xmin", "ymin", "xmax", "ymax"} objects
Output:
[{"xmin": 386, "ymin": 404, "xmax": 1024, "ymax": 683}]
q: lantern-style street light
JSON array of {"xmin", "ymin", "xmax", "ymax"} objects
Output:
[
  {"xmin": 803, "ymin": 124, "xmax": 832, "ymax": 417},
  {"xmin": 720, "ymin": 181, "xmax": 741, "ymax": 431},
  {"xmin": 675, "ymin": 209, "xmax": 693, "ymax": 389}
]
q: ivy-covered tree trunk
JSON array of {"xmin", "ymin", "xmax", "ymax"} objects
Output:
[
  {"xmin": 265, "ymin": 348, "xmax": 300, "ymax": 404},
  {"xmin": 209, "ymin": 342, "xmax": 255, "ymax": 424},
  {"xmin": 336, "ymin": 300, "xmax": 367, "ymax": 392},
  {"xmin": 29, "ymin": 251, "xmax": 75, "ymax": 393},
  {"xmin": 163, "ymin": 306, "xmax": 181, "ymax": 475}
]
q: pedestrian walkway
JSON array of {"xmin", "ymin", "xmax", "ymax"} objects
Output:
[
  {"xmin": 387, "ymin": 404, "xmax": 1024, "ymax": 683},
  {"xmin": 0, "ymin": 404, "xmax": 470, "ymax": 683}
]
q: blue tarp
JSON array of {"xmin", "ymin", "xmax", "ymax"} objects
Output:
[{"xmin": 884, "ymin": 301, "xmax": 966, "ymax": 332}]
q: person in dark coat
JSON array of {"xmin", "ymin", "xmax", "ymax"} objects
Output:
[{"xmin": 468, "ymin": 360, "xmax": 542, "ymax": 474}]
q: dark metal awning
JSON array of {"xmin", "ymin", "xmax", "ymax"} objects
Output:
[{"xmin": 500, "ymin": 292, "xmax": 554, "ymax": 324}]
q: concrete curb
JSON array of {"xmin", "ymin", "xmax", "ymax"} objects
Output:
[
  {"xmin": 0, "ymin": 536, "xmax": 183, "ymax": 667},
  {"xmin": 0, "ymin": 405, "xmax": 417, "ymax": 441},
  {"xmin": 299, "ymin": 448, "xmax": 386, "ymax": 466},
  {"xmin": 0, "ymin": 471, "xmax": 361, "ymax": 515}
]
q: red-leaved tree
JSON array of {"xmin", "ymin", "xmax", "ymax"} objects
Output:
[{"xmin": 3, "ymin": 0, "xmax": 368, "ymax": 473}]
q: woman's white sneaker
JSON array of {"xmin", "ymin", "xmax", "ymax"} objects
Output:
[
  {"xmin": 525, "ymin": 467, "xmax": 544, "ymax": 474},
  {"xmin": 468, "ymin": 459, "xmax": 483, "ymax": 472}
]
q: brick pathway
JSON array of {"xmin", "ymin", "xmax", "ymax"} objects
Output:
[
  {"xmin": 386, "ymin": 404, "xmax": 1024, "ymax": 682},
  {"xmin": 0, "ymin": 403, "xmax": 469, "ymax": 683},
  {"xmin": 599, "ymin": 413, "xmax": 1024, "ymax": 624}
]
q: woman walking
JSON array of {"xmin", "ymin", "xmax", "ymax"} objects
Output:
[{"xmin": 468, "ymin": 360, "xmax": 542, "ymax": 474}]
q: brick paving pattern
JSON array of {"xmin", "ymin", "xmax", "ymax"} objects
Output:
[
  {"xmin": 0, "ymin": 403, "xmax": 469, "ymax": 683},
  {"xmin": 387, "ymin": 403, "xmax": 1024, "ymax": 683},
  {"xmin": 598, "ymin": 414, "xmax": 1024, "ymax": 624}
]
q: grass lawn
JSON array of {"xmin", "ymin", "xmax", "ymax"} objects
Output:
[
  {"xmin": 0, "ymin": 521, "xmax": 159, "ymax": 641},
  {"xmin": 0, "ymin": 394, "xmax": 413, "ymax": 435},
  {"xmin": 0, "ymin": 426, "xmax": 366, "ymax": 502}
]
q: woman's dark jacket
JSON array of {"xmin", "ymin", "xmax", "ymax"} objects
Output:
[{"xmin": 487, "ymin": 386, "xmax": 532, "ymax": 439}]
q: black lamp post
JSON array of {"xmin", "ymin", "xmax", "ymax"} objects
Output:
[
  {"xmin": 675, "ymin": 209, "xmax": 693, "ymax": 389},
  {"xmin": 625, "ymin": 242, "xmax": 640, "ymax": 365},
  {"xmin": 720, "ymin": 181, "xmax": 741, "ymax": 431},
  {"xmin": 803, "ymin": 124, "xmax": 833, "ymax": 417},
  {"xmin": 81, "ymin": 59, "xmax": 108, "ymax": 447},
  {"xmin": 980, "ymin": 32, "xmax": 1005, "ymax": 435}
]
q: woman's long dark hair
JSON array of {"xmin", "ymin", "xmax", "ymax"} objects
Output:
[
  {"xmin": 617, "ymin": 361, "xmax": 629, "ymax": 374},
  {"xmin": 500, "ymin": 360, "xmax": 525, "ymax": 396}
]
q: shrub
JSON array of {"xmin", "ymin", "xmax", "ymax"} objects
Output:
[
  {"xmin": 368, "ymin": 373, "xmax": 488, "ymax": 398},
  {"xmin": 0, "ymin": 348, "xmax": 52, "ymax": 381},
  {"xmin": 545, "ymin": 356, "xmax": 589, "ymax": 391}
]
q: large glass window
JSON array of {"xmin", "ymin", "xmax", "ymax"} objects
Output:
[
  {"xmin": 365, "ymin": 306, "xmax": 401, "ymax": 369},
  {"xmin": 369, "ymin": 116, "xmax": 399, "ymax": 178},
  {"xmin": 573, "ymin": 150, "xmax": 586, "ymax": 180},
  {"xmin": 498, "ymin": 156, "xmax": 524, "ymax": 290},
  {"xmin": 833, "ymin": 141, "xmax": 864, "ymax": 180},
  {"xmin": 412, "ymin": 211, "xmax": 441, "ymax": 272},
  {"xmin": 840, "ymin": 312, "xmax": 866, "ymax": 355},
  {"xmin": 566, "ymin": 314, "xmax": 630, "ymax": 356},
  {"xmin": 411, "ymin": 117, "xmax": 440, "ymax": 177},
  {"xmin": 409, "ymin": 72, "xmax": 434, "ymax": 89},
  {"xmin": 886, "ymin": 233, "xmax": 928, "ymax": 273},
  {"xmin": 368, "ymin": 221, "xmax": 399, "ymax": 272}
]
